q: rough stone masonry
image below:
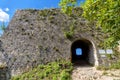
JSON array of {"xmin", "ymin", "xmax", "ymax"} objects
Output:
[{"xmin": 0, "ymin": 7, "xmax": 107, "ymax": 77}]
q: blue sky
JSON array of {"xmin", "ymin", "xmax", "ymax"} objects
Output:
[
  {"xmin": 0, "ymin": 0, "xmax": 85, "ymax": 35},
  {"xmin": 76, "ymin": 48, "xmax": 82, "ymax": 56}
]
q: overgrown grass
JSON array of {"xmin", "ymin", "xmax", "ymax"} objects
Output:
[{"xmin": 11, "ymin": 61, "xmax": 73, "ymax": 80}]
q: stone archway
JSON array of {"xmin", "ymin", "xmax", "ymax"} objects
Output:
[{"xmin": 71, "ymin": 39, "xmax": 97, "ymax": 66}]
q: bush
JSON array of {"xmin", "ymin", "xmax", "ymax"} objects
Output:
[
  {"xmin": 11, "ymin": 60, "xmax": 73, "ymax": 80},
  {"xmin": 60, "ymin": 70, "xmax": 71, "ymax": 80}
]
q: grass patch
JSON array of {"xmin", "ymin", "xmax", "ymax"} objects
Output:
[
  {"xmin": 110, "ymin": 61, "xmax": 120, "ymax": 69},
  {"xmin": 102, "ymin": 71, "xmax": 108, "ymax": 75},
  {"xmin": 96, "ymin": 66, "xmax": 109, "ymax": 70},
  {"xmin": 11, "ymin": 60, "xmax": 73, "ymax": 80}
]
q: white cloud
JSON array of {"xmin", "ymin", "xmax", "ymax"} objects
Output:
[
  {"xmin": 0, "ymin": 8, "xmax": 9, "ymax": 22},
  {"xmin": 5, "ymin": 8, "xmax": 9, "ymax": 12}
]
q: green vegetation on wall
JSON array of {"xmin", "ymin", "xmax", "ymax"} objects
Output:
[
  {"xmin": 60, "ymin": 0, "xmax": 120, "ymax": 48},
  {"xmin": 64, "ymin": 23, "xmax": 74, "ymax": 39},
  {"xmin": 59, "ymin": 0, "xmax": 76, "ymax": 15}
]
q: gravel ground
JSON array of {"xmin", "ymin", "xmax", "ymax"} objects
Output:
[{"xmin": 72, "ymin": 65, "xmax": 120, "ymax": 80}]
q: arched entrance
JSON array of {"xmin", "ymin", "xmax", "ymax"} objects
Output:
[{"xmin": 71, "ymin": 39, "xmax": 95, "ymax": 66}]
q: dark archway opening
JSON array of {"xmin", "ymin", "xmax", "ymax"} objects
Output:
[{"xmin": 71, "ymin": 39, "xmax": 92, "ymax": 66}]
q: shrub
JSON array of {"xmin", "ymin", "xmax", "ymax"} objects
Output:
[{"xmin": 11, "ymin": 60, "xmax": 73, "ymax": 80}]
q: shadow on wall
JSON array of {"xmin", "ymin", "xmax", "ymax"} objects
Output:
[
  {"xmin": 71, "ymin": 39, "xmax": 95, "ymax": 66},
  {"xmin": 0, "ymin": 40, "xmax": 11, "ymax": 80},
  {"xmin": 0, "ymin": 67, "xmax": 11, "ymax": 80}
]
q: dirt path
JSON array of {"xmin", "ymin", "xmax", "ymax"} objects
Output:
[{"xmin": 72, "ymin": 65, "xmax": 120, "ymax": 80}]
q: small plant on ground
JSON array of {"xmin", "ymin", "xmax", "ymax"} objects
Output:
[
  {"xmin": 110, "ymin": 60, "xmax": 120, "ymax": 69},
  {"xmin": 11, "ymin": 60, "xmax": 73, "ymax": 80},
  {"xmin": 102, "ymin": 71, "xmax": 108, "ymax": 75},
  {"xmin": 96, "ymin": 66, "xmax": 109, "ymax": 71}
]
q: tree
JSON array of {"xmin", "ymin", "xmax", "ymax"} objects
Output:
[
  {"xmin": 0, "ymin": 22, "xmax": 6, "ymax": 31},
  {"xmin": 60, "ymin": 0, "xmax": 120, "ymax": 48},
  {"xmin": 59, "ymin": 0, "xmax": 76, "ymax": 15}
]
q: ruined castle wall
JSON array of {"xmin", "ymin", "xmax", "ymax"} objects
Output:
[{"xmin": 0, "ymin": 8, "xmax": 105, "ymax": 76}]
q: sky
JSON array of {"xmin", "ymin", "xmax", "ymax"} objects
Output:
[
  {"xmin": 0, "ymin": 0, "xmax": 85, "ymax": 35},
  {"xmin": 76, "ymin": 48, "xmax": 82, "ymax": 56}
]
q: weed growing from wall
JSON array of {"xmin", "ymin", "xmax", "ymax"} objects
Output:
[{"xmin": 64, "ymin": 22, "xmax": 75, "ymax": 39}]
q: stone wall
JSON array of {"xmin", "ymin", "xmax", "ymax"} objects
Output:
[{"xmin": 0, "ymin": 7, "xmax": 106, "ymax": 76}]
